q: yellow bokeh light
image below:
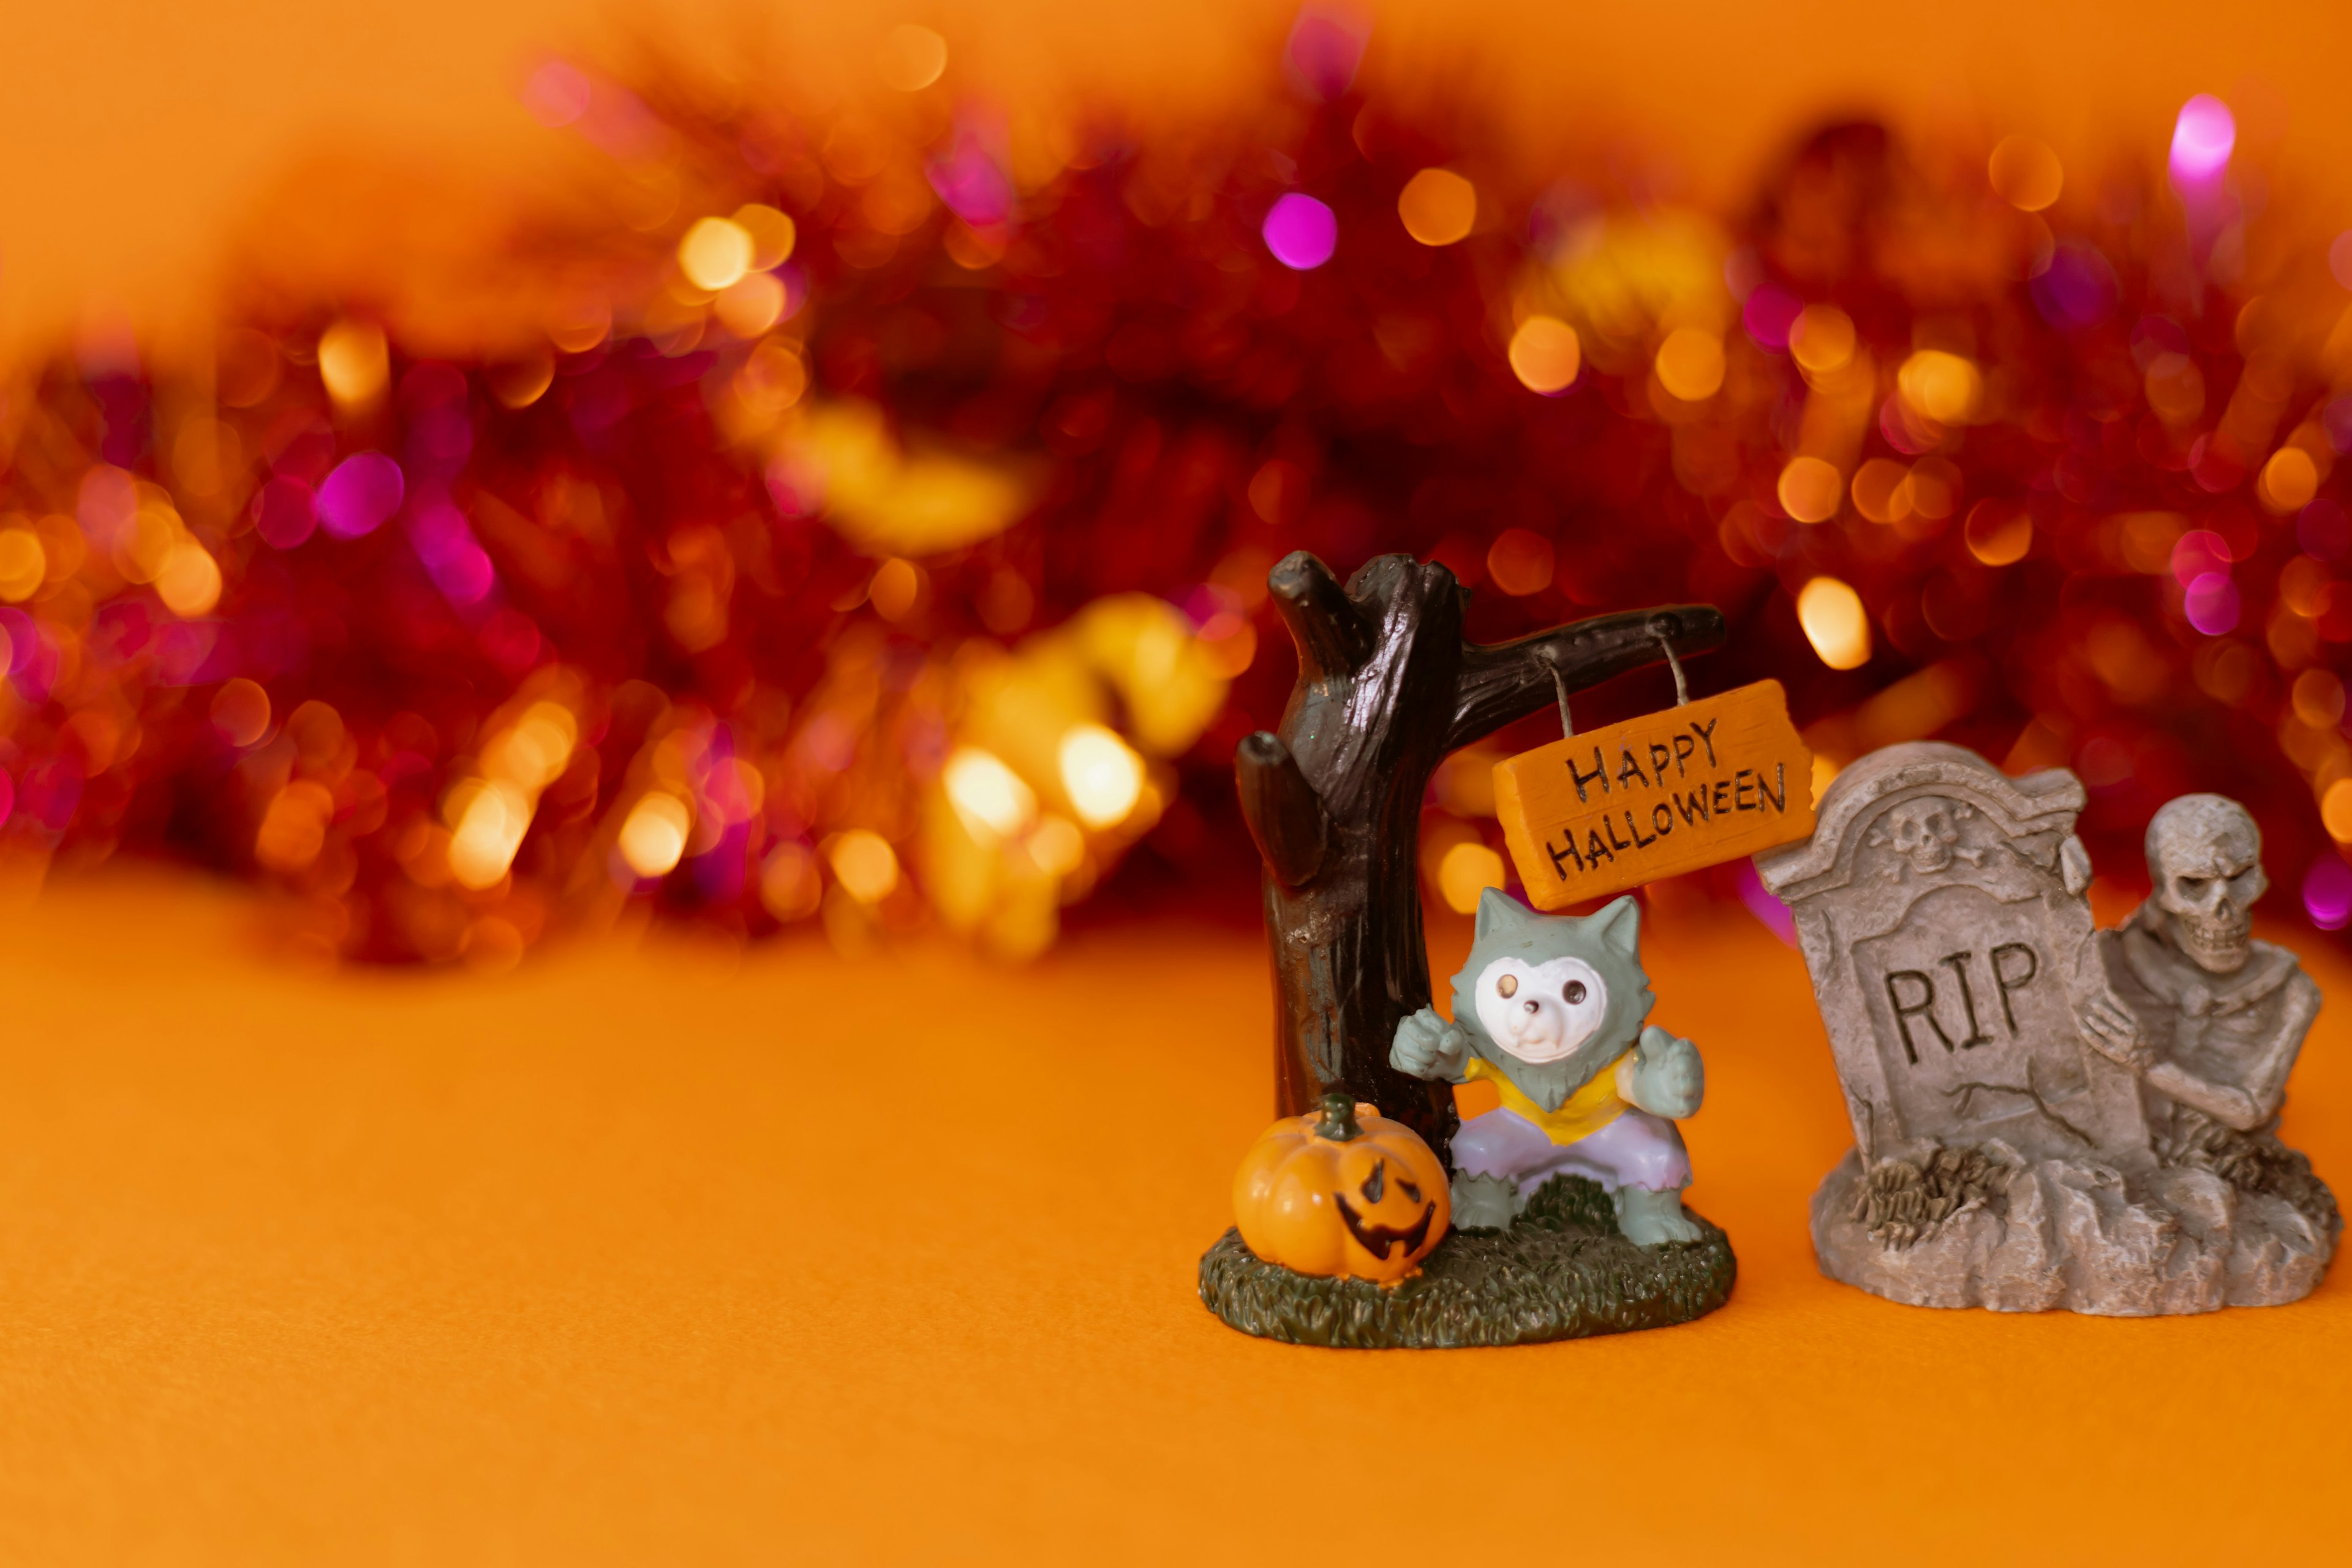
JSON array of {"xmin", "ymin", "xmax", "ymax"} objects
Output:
[
  {"xmin": 1797, "ymin": 576, "xmax": 1872, "ymax": 669},
  {"xmin": 1436, "ymin": 840, "xmax": 1506, "ymax": 915},
  {"xmin": 1898, "ymin": 350, "xmax": 1983, "ymax": 424},
  {"xmin": 1788, "ymin": 306, "xmax": 1856, "ymax": 377},
  {"xmin": 447, "ymin": 778, "xmax": 533, "ymax": 890},
  {"xmin": 317, "ymin": 320, "xmax": 390, "ymax": 410},
  {"xmin": 1397, "ymin": 168, "xmax": 1477, "ymax": 246},
  {"xmin": 2324, "ymin": 781, "xmax": 2352, "ymax": 843},
  {"xmin": 1027, "ymin": 815, "xmax": 1085, "ymax": 877},
  {"xmin": 827, "ymin": 828, "xmax": 901, "ymax": 903},
  {"xmin": 2260, "ymin": 448, "xmax": 2320, "ymax": 514},
  {"xmin": 944, "ymin": 746, "xmax": 1038, "ymax": 841},
  {"xmin": 483, "ymin": 701, "xmax": 579, "ymax": 790},
  {"xmin": 0, "ymin": 529, "xmax": 45, "ymax": 601},
  {"xmin": 154, "ymin": 540, "xmax": 222, "ymax": 618},
  {"xmin": 878, "ymin": 23, "xmax": 948, "ymax": 91},
  {"xmin": 1653, "ymin": 328, "xmax": 1725, "ymax": 402},
  {"xmin": 678, "ymin": 217, "xmax": 755, "ymax": 292},
  {"xmin": 733, "ymin": 203, "xmax": 797, "ymax": 268},
  {"xmin": 1508, "ymin": 316, "xmax": 1581, "ymax": 395},
  {"xmin": 715, "ymin": 273, "xmax": 787, "ymax": 337},
  {"xmin": 1777, "ymin": 456, "xmax": 1844, "ymax": 524},
  {"xmin": 619, "ymin": 791, "xmax": 693, "ymax": 879},
  {"xmin": 1059, "ymin": 724, "xmax": 1144, "ymax": 828},
  {"xmin": 1988, "ymin": 135, "xmax": 2064, "ymax": 213}
]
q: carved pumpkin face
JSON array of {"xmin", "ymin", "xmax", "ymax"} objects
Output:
[{"xmin": 1231, "ymin": 1095, "xmax": 1451, "ymax": 1284}]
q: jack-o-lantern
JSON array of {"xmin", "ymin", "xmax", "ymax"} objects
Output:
[{"xmin": 1232, "ymin": 1094, "xmax": 1451, "ymax": 1284}]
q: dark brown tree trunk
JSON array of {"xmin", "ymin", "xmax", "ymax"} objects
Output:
[{"xmin": 1235, "ymin": 551, "xmax": 1725, "ymax": 1159}]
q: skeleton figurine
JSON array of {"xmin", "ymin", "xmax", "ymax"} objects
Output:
[{"xmin": 2084, "ymin": 795, "xmax": 2321, "ymax": 1137}]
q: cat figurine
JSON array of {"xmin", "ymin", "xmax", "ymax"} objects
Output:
[{"xmin": 1390, "ymin": 888, "xmax": 1706, "ymax": 1244}]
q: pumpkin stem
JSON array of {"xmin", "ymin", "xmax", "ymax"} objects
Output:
[{"xmin": 1312, "ymin": 1093, "xmax": 1362, "ymax": 1140}]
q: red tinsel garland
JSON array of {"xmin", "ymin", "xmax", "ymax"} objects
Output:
[{"xmin": 0, "ymin": 30, "xmax": 2346, "ymax": 962}]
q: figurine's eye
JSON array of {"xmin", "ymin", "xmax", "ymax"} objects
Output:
[
  {"xmin": 1359, "ymin": 1159, "xmax": 1386, "ymax": 1203},
  {"xmin": 1497, "ymin": 973, "xmax": 1518, "ymax": 998},
  {"xmin": 2179, "ymin": 876, "xmax": 2208, "ymax": 894},
  {"xmin": 1565, "ymin": 980, "xmax": 1588, "ymax": 1005},
  {"xmin": 1398, "ymin": 1178, "xmax": 1422, "ymax": 1203}
]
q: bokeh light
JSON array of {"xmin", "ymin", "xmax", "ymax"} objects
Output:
[
  {"xmin": 1507, "ymin": 316, "xmax": 1580, "ymax": 394},
  {"xmin": 1779, "ymin": 457, "xmax": 1843, "ymax": 524},
  {"xmin": 878, "ymin": 24, "xmax": 949, "ymax": 92},
  {"xmin": 2169, "ymin": 94, "xmax": 2236, "ymax": 183},
  {"xmin": 1486, "ymin": 529, "xmax": 1555, "ymax": 595},
  {"xmin": 317, "ymin": 321, "xmax": 389, "ymax": 410},
  {"xmin": 1059, "ymin": 725, "xmax": 1144, "ymax": 827},
  {"xmin": 1397, "ymin": 168, "xmax": 1476, "ymax": 246},
  {"xmin": 1962, "ymin": 501, "xmax": 2032, "ymax": 566},
  {"xmin": 2184, "ymin": 572, "xmax": 2241, "ymax": 635},
  {"xmin": 1436, "ymin": 840, "xmax": 1505, "ymax": 914},
  {"xmin": 678, "ymin": 217, "xmax": 754, "ymax": 291},
  {"xmin": 945, "ymin": 747, "xmax": 1036, "ymax": 841},
  {"xmin": 827, "ymin": 829, "xmax": 901, "ymax": 903},
  {"xmin": 1654, "ymin": 328, "xmax": 1725, "ymax": 401},
  {"xmin": 1797, "ymin": 577, "xmax": 1871, "ymax": 669},
  {"xmin": 1988, "ymin": 135, "xmax": 2064, "ymax": 211},
  {"xmin": 620, "ymin": 793, "xmax": 693, "ymax": 879},
  {"xmin": 1262, "ymin": 194, "xmax": 1338, "ymax": 270},
  {"xmin": 2304, "ymin": 856, "xmax": 2352, "ymax": 930}
]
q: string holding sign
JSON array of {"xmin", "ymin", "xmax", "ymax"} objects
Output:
[{"xmin": 1494, "ymin": 630, "xmax": 1817, "ymax": 910}]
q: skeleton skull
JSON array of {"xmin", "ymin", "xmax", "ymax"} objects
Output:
[
  {"xmin": 2146, "ymin": 794, "xmax": 2267, "ymax": 973},
  {"xmin": 1885, "ymin": 797, "xmax": 1965, "ymax": 872}
]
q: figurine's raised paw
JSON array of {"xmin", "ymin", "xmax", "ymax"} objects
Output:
[
  {"xmin": 1450, "ymin": 1171, "xmax": 1517, "ymax": 1231},
  {"xmin": 1390, "ymin": 1007, "xmax": 1470, "ymax": 1081},
  {"xmin": 1613, "ymin": 1185, "xmax": 1706, "ymax": 1246},
  {"xmin": 1619, "ymin": 1025, "xmax": 1704, "ymax": 1120}
]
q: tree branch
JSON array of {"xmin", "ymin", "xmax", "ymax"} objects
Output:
[
  {"xmin": 1447, "ymin": 605, "xmax": 1728, "ymax": 752},
  {"xmin": 1267, "ymin": 551, "xmax": 1371, "ymax": 679},
  {"xmin": 1235, "ymin": 731, "xmax": 1330, "ymax": 888}
]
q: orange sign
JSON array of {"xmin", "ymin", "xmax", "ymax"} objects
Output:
[{"xmin": 1492, "ymin": 680, "xmax": 1815, "ymax": 910}]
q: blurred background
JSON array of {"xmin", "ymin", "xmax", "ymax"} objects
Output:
[{"xmin": 4, "ymin": 0, "xmax": 2352, "ymax": 965}]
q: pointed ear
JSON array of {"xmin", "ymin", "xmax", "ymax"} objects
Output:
[
  {"xmin": 1588, "ymin": 895, "xmax": 1642, "ymax": 957},
  {"xmin": 1474, "ymin": 887, "xmax": 1525, "ymax": 941}
]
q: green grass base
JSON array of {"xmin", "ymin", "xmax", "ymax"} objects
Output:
[{"xmin": 1199, "ymin": 1175, "xmax": 1736, "ymax": 1349}]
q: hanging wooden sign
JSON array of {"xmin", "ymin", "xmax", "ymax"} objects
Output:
[{"xmin": 1493, "ymin": 679, "xmax": 1815, "ymax": 910}]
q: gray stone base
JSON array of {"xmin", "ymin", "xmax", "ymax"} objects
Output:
[{"xmin": 1812, "ymin": 1143, "xmax": 2342, "ymax": 1314}]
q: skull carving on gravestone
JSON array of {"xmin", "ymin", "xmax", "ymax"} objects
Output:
[
  {"xmin": 2146, "ymin": 794, "xmax": 2268, "ymax": 974},
  {"xmin": 1882, "ymin": 796, "xmax": 1967, "ymax": 873}
]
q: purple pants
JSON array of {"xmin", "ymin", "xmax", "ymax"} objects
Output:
[{"xmin": 1453, "ymin": 1106, "xmax": 1691, "ymax": 1194}]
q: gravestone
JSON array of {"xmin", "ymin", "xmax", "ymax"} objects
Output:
[{"xmin": 1757, "ymin": 742, "xmax": 2339, "ymax": 1314}]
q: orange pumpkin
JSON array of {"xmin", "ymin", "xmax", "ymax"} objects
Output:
[{"xmin": 1231, "ymin": 1094, "xmax": 1451, "ymax": 1284}]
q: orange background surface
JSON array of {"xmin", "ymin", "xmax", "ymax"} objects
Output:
[
  {"xmin": 1, "ymin": 872, "xmax": 2345, "ymax": 1562},
  {"xmin": 6, "ymin": 1, "xmax": 2352, "ymax": 1559}
]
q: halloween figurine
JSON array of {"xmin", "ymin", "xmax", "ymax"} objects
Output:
[
  {"xmin": 1762, "ymin": 744, "xmax": 2339, "ymax": 1314},
  {"xmin": 1390, "ymin": 890, "xmax": 1705, "ymax": 1244},
  {"xmin": 1197, "ymin": 551, "xmax": 1736, "ymax": 1347}
]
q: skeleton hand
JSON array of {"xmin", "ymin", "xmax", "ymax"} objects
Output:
[
  {"xmin": 1390, "ymin": 1008, "xmax": 1471, "ymax": 1082},
  {"xmin": 2075, "ymin": 988, "xmax": 2149, "ymax": 1068},
  {"xmin": 1618, "ymin": 1025, "xmax": 1704, "ymax": 1120}
]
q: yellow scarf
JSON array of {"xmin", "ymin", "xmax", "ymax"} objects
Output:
[{"xmin": 1463, "ymin": 1052, "xmax": 1630, "ymax": 1147}]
